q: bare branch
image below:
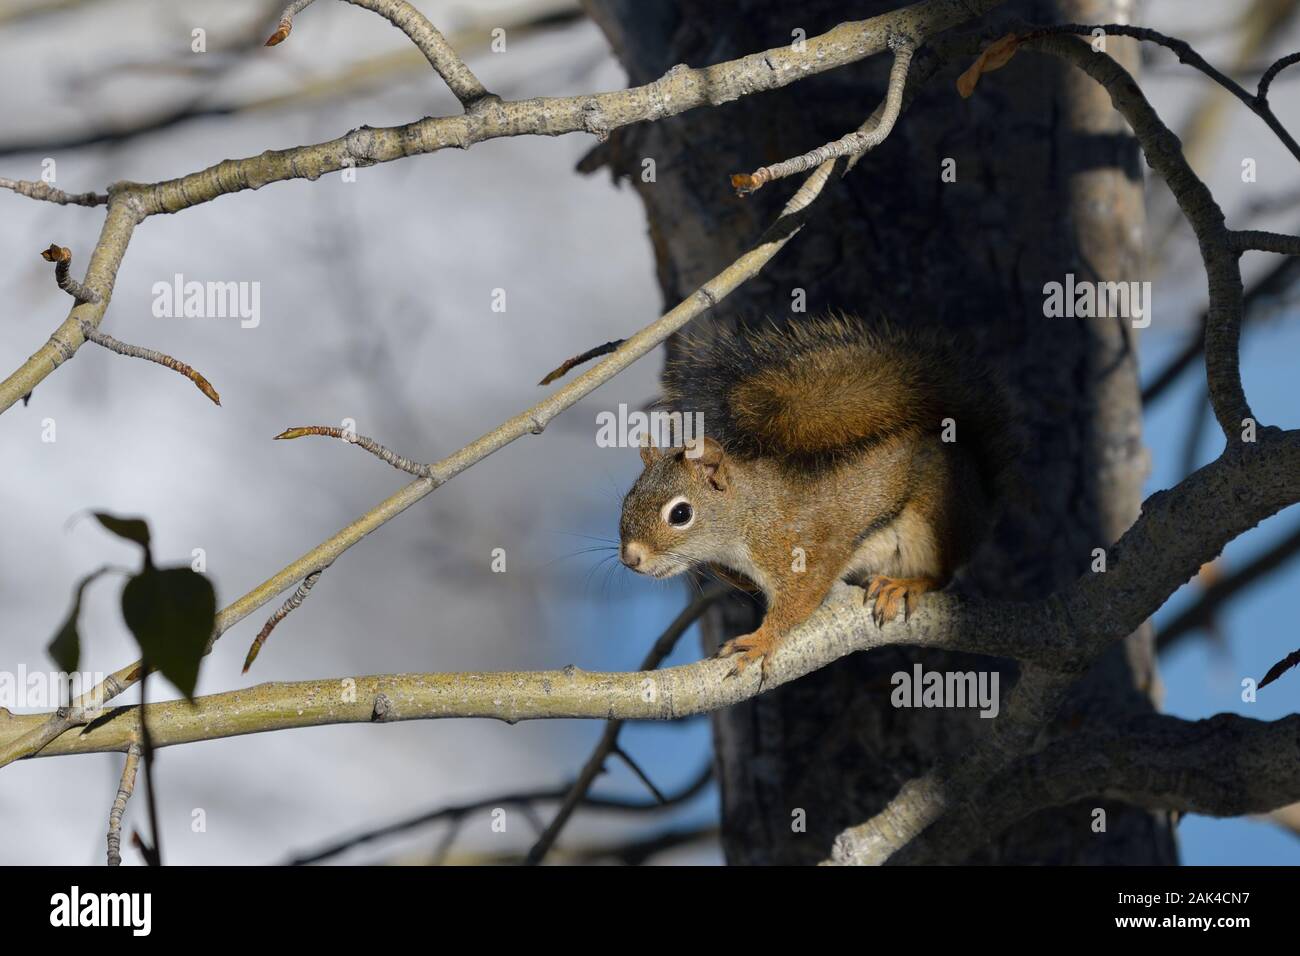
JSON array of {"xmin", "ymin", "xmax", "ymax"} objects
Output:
[
  {"xmin": 1, "ymin": 198, "xmax": 140, "ymax": 412},
  {"xmin": 732, "ymin": 40, "xmax": 915, "ymax": 195},
  {"xmin": 76, "ymin": 319, "xmax": 221, "ymax": 406},
  {"xmin": 1143, "ymin": 245, "xmax": 1300, "ymax": 404},
  {"xmin": 288, "ymin": 762, "xmax": 712, "ymax": 865},
  {"xmin": 0, "ymin": 0, "xmax": 999, "ymax": 416},
  {"xmin": 40, "ymin": 244, "xmax": 100, "ymax": 303},
  {"xmin": 1025, "ymin": 33, "xmax": 1252, "ymax": 441},
  {"xmin": 5, "ymin": 417, "xmax": 1300, "ymax": 762},
  {"xmin": 1, "ymin": 143, "xmax": 853, "ymax": 766},
  {"xmin": 106, "ymin": 742, "xmax": 141, "ymax": 867},
  {"xmin": 525, "ymin": 586, "xmax": 724, "ymax": 865},
  {"xmin": 272, "ymin": 426, "xmax": 430, "ymax": 477},
  {"xmin": 888, "ymin": 713, "xmax": 1300, "ymax": 864},
  {"xmin": 1231, "ymin": 229, "xmax": 1300, "ymax": 256},
  {"xmin": 267, "ymin": 0, "xmax": 494, "ymax": 109},
  {"xmin": 826, "ymin": 28, "xmax": 1300, "ymax": 864},
  {"xmin": 1156, "ymin": 518, "xmax": 1300, "ymax": 651},
  {"xmin": 538, "ymin": 339, "xmax": 625, "ymax": 386},
  {"xmin": 243, "ymin": 565, "xmax": 331, "ymax": 673},
  {"xmin": 1027, "ymin": 23, "xmax": 1300, "ymax": 165},
  {"xmin": 2, "ymin": 178, "xmax": 106, "ymax": 206},
  {"xmin": 1258, "ymin": 50, "xmax": 1300, "ymax": 103}
]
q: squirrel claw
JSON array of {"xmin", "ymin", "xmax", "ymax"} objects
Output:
[
  {"xmin": 865, "ymin": 575, "xmax": 937, "ymax": 626},
  {"xmin": 718, "ymin": 631, "xmax": 778, "ymax": 685}
]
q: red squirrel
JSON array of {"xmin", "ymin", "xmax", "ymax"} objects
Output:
[{"xmin": 618, "ymin": 316, "xmax": 1017, "ymax": 679}]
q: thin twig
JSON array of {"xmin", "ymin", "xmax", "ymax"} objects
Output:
[
  {"xmin": 1231, "ymin": 229, "xmax": 1300, "ymax": 256},
  {"xmin": 3, "ymin": 178, "xmax": 107, "ymax": 206},
  {"xmin": 1143, "ymin": 243, "xmax": 1300, "ymax": 404},
  {"xmin": 1, "ymin": 0, "xmax": 1001, "ymax": 414},
  {"xmin": 40, "ymin": 244, "xmax": 101, "ymax": 303},
  {"xmin": 525, "ymin": 586, "xmax": 724, "ymax": 865},
  {"xmin": 273, "ymin": 426, "xmax": 430, "ymax": 476},
  {"xmin": 4, "ymin": 148, "xmax": 851, "ymax": 767},
  {"xmin": 732, "ymin": 41, "xmax": 914, "ymax": 195},
  {"xmin": 106, "ymin": 742, "xmax": 142, "ymax": 866},
  {"xmin": 538, "ymin": 339, "xmax": 625, "ymax": 386},
  {"xmin": 267, "ymin": 0, "xmax": 494, "ymax": 108},
  {"xmin": 287, "ymin": 761, "xmax": 713, "ymax": 864},
  {"xmin": 1023, "ymin": 24, "xmax": 1300, "ymax": 165},
  {"xmin": 1258, "ymin": 50, "xmax": 1300, "ymax": 103},
  {"xmin": 243, "ymin": 565, "xmax": 330, "ymax": 672},
  {"xmin": 76, "ymin": 319, "xmax": 221, "ymax": 406},
  {"xmin": 611, "ymin": 746, "xmax": 666, "ymax": 804},
  {"xmin": 1157, "ymin": 519, "xmax": 1300, "ymax": 652}
]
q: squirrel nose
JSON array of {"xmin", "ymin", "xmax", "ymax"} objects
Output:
[{"xmin": 622, "ymin": 542, "xmax": 647, "ymax": 569}]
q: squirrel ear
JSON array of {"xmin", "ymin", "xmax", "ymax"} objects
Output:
[
  {"xmin": 639, "ymin": 437, "xmax": 662, "ymax": 467},
  {"xmin": 682, "ymin": 436, "xmax": 728, "ymax": 490}
]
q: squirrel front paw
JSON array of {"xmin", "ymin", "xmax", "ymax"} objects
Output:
[
  {"xmin": 717, "ymin": 628, "xmax": 780, "ymax": 683},
  {"xmin": 865, "ymin": 575, "xmax": 938, "ymax": 626}
]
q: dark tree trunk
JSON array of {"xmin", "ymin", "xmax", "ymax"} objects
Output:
[{"xmin": 585, "ymin": 0, "xmax": 1176, "ymax": 864}]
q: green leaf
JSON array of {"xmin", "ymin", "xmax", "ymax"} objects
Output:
[
  {"xmin": 93, "ymin": 512, "xmax": 153, "ymax": 563},
  {"xmin": 48, "ymin": 568, "xmax": 111, "ymax": 674},
  {"xmin": 121, "ymin": 566, "xmax": 216, "ymax": 700}
]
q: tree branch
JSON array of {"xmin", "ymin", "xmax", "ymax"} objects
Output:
[
  {"xmin": 105, "ymin": 741, "xmax": 141, "ymax": 867},
  {"xmin": 288, "ymin": 762, "xmax": 713, "ymax": 865},
  {"xmin": 0, "ymin": 0, "xmax": 999, "ymax": 413},
  {"xmin": 826, "ymin": 28, "xmax": 1300, "ymax": 864},
  {"xmin": 267, "ymin": 0, "xmax": 495, "ymax": 110},
  {"xmin": 3, "ymin": 178, "xmax": 107, "ymax": 206},
  {"xmin": 732, "ymin": 39, "xmax": 915, "ymax": 195},
  {"xmin": 1156, "ymin": 518, "xmax": 1300, "ymax": 652},
  {"xmin": 1142, "ymin": 243, "xmax": 1300, "ymax": 404},
  {"xmin": 5, "ymin": 423, "xmax": 1299, "ymax": 762},
  {"xmin": 887, "ymin": 714, "xmax": 1300, "ymax": 864},
  {"xmin": 525, "ymin": 585, "xmax": 724, "ymax": 865},
  {"xmin": 1231, "ymin": 229, "xmax": 1300, "ymax": 256}
]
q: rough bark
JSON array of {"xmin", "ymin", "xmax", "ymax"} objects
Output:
[{"xmin": 584, "ymin": 0, "xmax": 1177, "ymax": 864}]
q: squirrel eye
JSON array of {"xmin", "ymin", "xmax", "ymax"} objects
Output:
[{"xmin": 667, "ymin": 502, "xmax": 693, "ymax": 526}]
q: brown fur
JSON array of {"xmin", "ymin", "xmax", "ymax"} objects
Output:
[{"xmin": 621, "ymin": 316, "xmax": 1018, "ymax": 678}]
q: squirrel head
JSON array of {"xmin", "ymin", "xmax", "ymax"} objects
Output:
[{"xmin": 619, "ymin": 436, "xmax": 736, "ymax": 578}]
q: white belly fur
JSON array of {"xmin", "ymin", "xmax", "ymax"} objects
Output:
[{"xmin": 842, "ymin": 507, "xmax": 940, "ymax": 583}]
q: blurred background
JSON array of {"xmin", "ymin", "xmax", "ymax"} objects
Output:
[{"xmin": 0, "ymin": 0, "xmax": 1296, "ymax": 864}]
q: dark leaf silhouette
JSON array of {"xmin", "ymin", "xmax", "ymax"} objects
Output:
[
  {"xmin": 121, "ymin": 566, "xmax": 215, "ymax": 700},
  {"xmin": 93, "ymin": 512, "xmax": 153, "ymax": 560},
  {"xmin": 47, "ymin": 568, "xmax": 111, "ymax": 674}
]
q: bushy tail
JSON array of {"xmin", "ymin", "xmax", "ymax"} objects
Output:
[{"xmin": 661, "ymin": 315, "xmax": 1019, "ymax": 499}]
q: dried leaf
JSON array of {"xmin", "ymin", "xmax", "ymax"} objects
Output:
[{"xmin": 957, "ymin": 34, "xmax": 1024, "ymax": 99}]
